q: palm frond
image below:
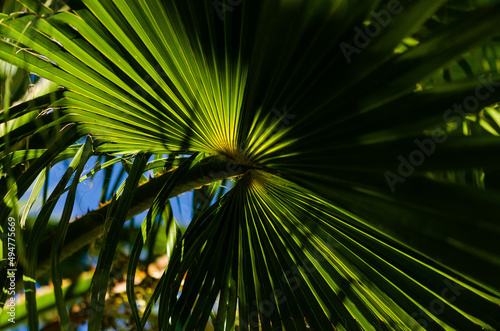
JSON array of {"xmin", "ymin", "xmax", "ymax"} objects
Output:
[{"xmin": 1, "ymin": 0, "xmax": 500, "ymax": 330}]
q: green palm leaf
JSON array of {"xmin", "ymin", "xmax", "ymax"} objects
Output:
[{"xmin": 1, "ymin": 0, "xmax": 500, "ymax": 330}]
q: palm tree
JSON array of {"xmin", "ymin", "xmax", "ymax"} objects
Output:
[{"xmin": 1, "ymin": 0, "xmax": 500, "ymax": 329}]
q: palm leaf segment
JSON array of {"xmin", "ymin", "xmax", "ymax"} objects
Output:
[{"xmin": 1, "ymin": 0, "xmax": 500, "ymax": 329}]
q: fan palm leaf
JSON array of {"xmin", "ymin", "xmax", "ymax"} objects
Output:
[{"xmin": 1, "ymin": 0, "xmax": 500, "ymax": 330}]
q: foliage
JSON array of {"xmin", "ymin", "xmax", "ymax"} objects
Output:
[{"xmin": 1, "ymin": 0, "xmax": 500, "ymax": 330}]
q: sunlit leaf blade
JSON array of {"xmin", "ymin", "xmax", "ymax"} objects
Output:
[
  {"xmin": 1, "ymin": 0, "xmax": 500, "ymax": 329},
  {"xmin": 127, "ymin": 153, "xmax": 199, "ymax": 330},
  {"xmin": 23, "ymin": 137, "xmax": 91, "ymax": 330},
  {"xmin": 19, "ymin": 167, "xmax": 45, "ymax": 228},
  {"xmin": 0, "ymin": 127, "xmax": 79, "ymax": 225},
  {"xmin": 51, "ymin": 137, "xmax": 93, "ymax": 331},
  {"xmin": 88, "ymin": 153, "xmax": 149, "ymax": 330}
]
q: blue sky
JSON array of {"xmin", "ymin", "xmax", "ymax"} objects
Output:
[
  {"xmin": 10, "ymin": 152, "xmax": 228, "ymax": 329},
  {"xmin": 22, "ymin": 155, "xmax": 198, "ymax": 228}
]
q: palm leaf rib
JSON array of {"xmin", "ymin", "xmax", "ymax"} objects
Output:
[{"xmin": 31, "ymin": 154, "xmax": 248, "ymax": 279}]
